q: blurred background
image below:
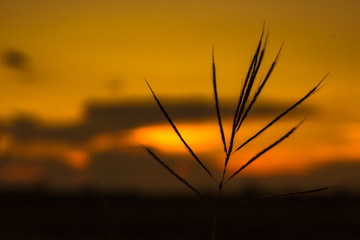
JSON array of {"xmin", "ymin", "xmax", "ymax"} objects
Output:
[{"xmin": 0, "ymin": 0, "xmax": 359, "ymax": 239}]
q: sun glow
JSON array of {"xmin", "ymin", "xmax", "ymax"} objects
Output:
[{"xmin": 131, "ymin": 121, "xmax": 221, "ymax": 153}]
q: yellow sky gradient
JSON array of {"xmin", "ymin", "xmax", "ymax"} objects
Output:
[{"xmin": 0, "ymin": 0, "xmax": 359, "ymax": 122}]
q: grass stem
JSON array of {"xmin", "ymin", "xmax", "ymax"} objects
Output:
[{"xmin": 143, "ymin": 27, "xmax": 327, "ymax": 240}]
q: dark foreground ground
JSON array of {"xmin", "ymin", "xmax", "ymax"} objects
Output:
[{"xmin": 0, "ymin": 190, "xmax": 359, "ymax": 240}]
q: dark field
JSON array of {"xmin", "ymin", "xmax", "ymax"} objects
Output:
[{"xmin": 0, "ymin": 190, "xmax": 359, "ymax": 240}]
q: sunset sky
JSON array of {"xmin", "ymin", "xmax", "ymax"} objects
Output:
[{"xmin": 0, "ymin": 0, "xmax": 359, "ymax": 193}]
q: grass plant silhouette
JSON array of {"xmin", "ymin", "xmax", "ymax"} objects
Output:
[{"xmin": 143, "ymin": 28, "xmax": 328, "ymax": 239}]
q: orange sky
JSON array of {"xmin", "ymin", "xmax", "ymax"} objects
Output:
[
  {"xmin": 0, "ymin": 0, "xmax": 360, "ymax": 192},
  {"xmin": 0, "ymin": 0, "xmax": 359, "ymax": 121}
]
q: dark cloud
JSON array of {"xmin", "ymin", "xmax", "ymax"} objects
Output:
[
  {"xmin": 2, "ymin": 100, "xmax": 310, "ymax": 143},
  {"xmin": 89, "ymin": 149, "xmax": 214, "ymax": 194},
  {"xmin": 0, "ymin": 100, "xmax": 315, "ymax": 193},
  {"xmin": 2, "ymin": 48, "xmax": 30, "ymax": 71},
  {"xmin": 0, "ymin": 99, "xmax": 350, "ymax": 194}
]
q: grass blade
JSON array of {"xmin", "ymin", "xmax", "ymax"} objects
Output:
[
  {"xmin": 142, "ymin": 145, "xmax": 207, "ymax": 200},
  {"xmin": 145, "ymin": 78, "xmax": 217, "ymax": 184},
  {"xmin": 224, "ymin": 30, "xmax": 265, "ymax": 167},
  {"xmin": 225, "ymin": 120, "xmax": 303, "ymax": 185},
  {"xmin": 235, "ymin": 44, "xmax": 266, "ymax": 133},
  {"xmin": 241, "ymin": 187, "xmax": 332, "ymax": 202},
  {"xmin": 212, "ymin": 47, "xmax": 227, "ymax": 153},
  {"xmin": 234, "ymin": 32, "xmax": 264, "ymax": 132},
  {"xmin": 237, "ymin": 45, "xmax": 282, "ymax": 129},
  {"xmin": 233, "ymin": 75, "xmax": 327, "ymax": 153}
]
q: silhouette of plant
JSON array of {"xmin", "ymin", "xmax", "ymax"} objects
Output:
[{"xmin": 143, "ymin": 28, "xmax": 328, "ymax": 239}]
